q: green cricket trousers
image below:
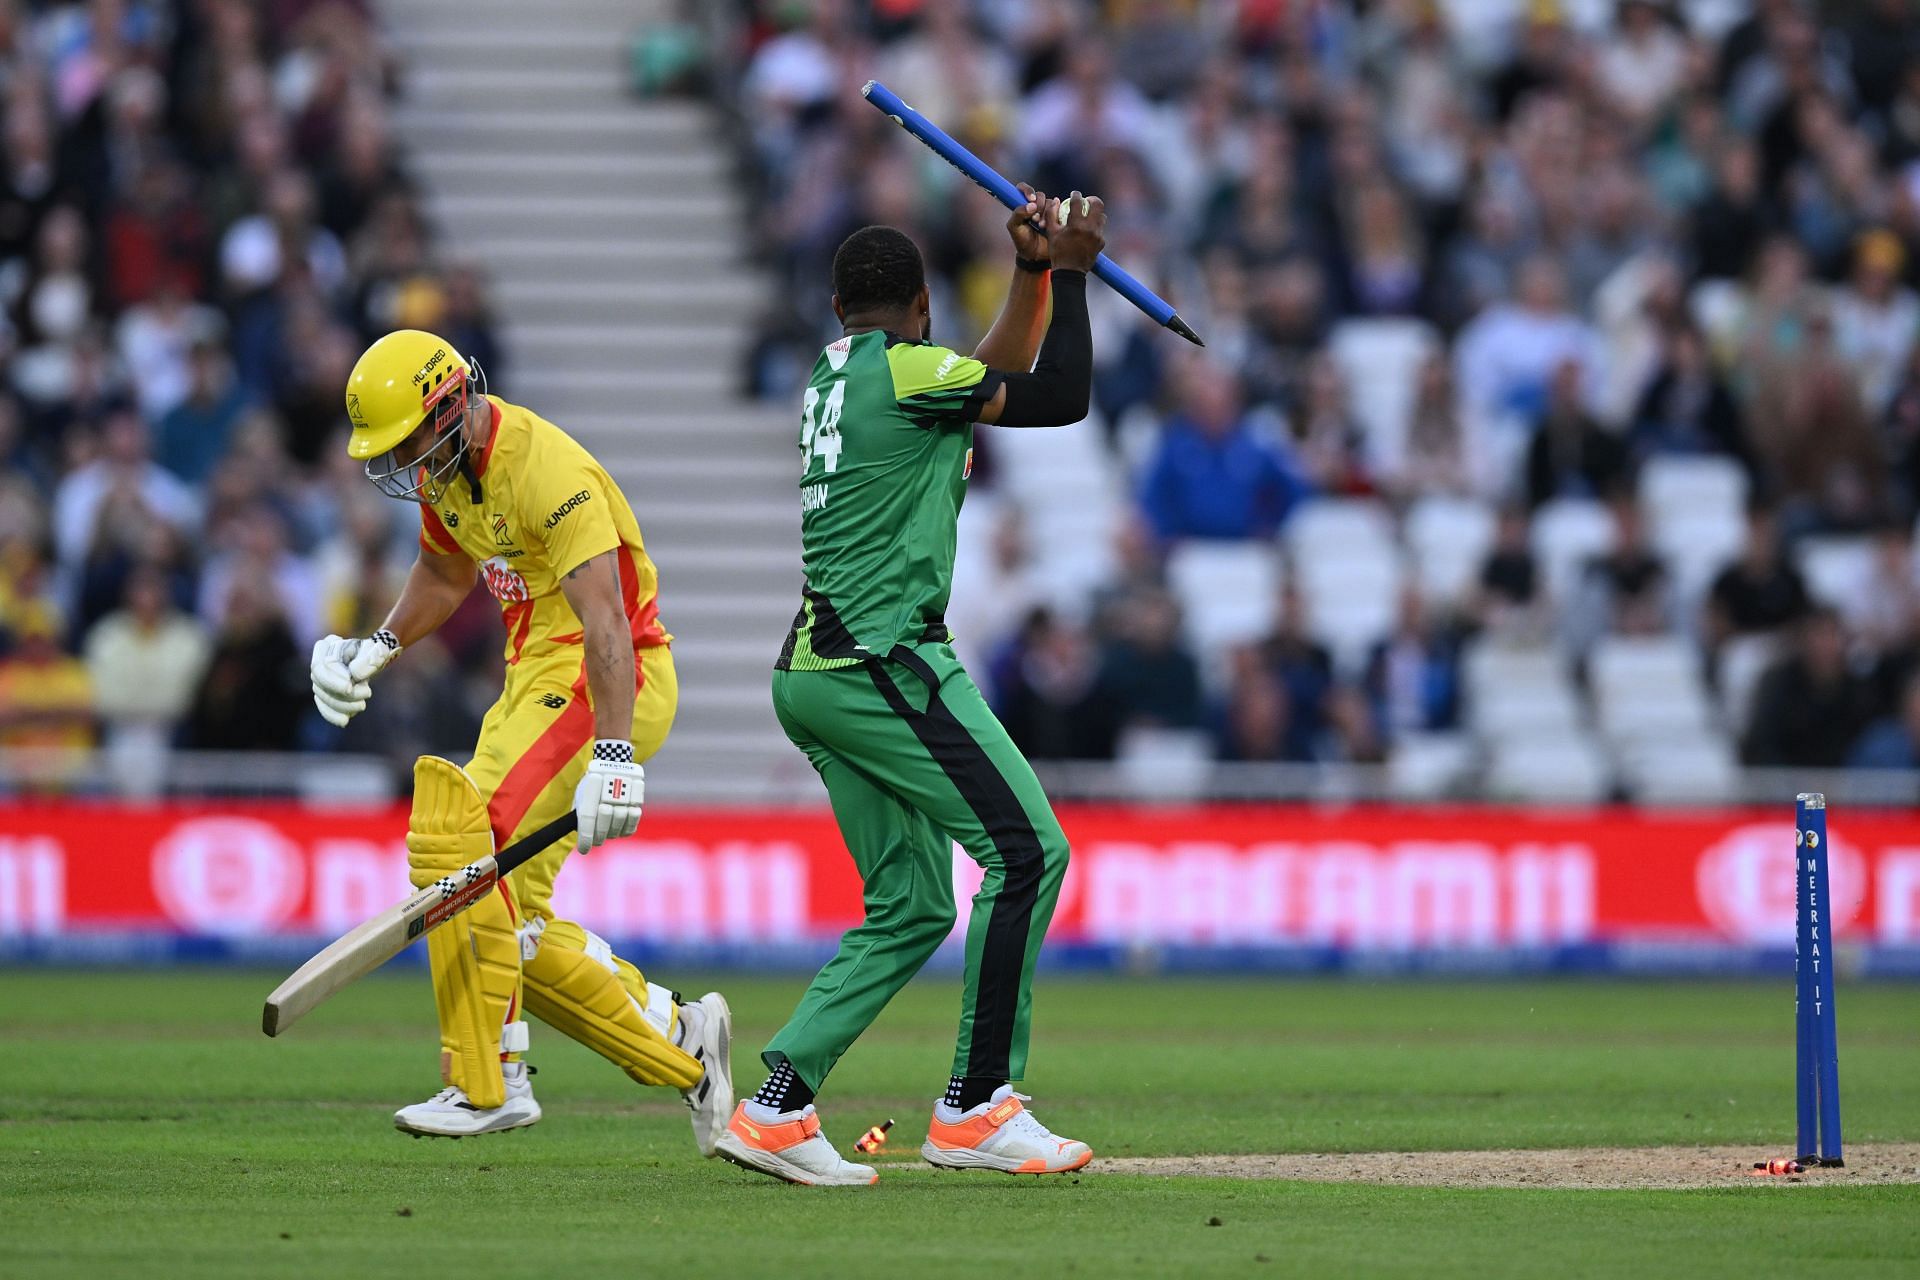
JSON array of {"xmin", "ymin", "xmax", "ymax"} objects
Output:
[{"xmin": 766, "ymin": 640, "xmax": 1070, "ymax": 1089}]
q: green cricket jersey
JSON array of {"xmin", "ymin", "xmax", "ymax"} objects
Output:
[{"xmin": 776, "ymin": 330, "xmax": 994, "ymax": 671}]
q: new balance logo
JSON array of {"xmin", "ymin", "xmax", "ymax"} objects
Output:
[{"xmin": 536, "ymin": 693, "xmax": 567, "ymax": 709}]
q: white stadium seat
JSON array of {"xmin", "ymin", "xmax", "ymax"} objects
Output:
[
  {"xmin": 1405, "ymin": 496, "xmax": 1497, "ymax": 609},
  {"xmin": 1617, "ymin": 735, "xmax": 1740, "ymax": 805},
  {"xmin": 1462, "ymin": 639, "xmax": 1583, "ymax": 738},
  {"xmin": 1286, "ymin": 499, "xmax": 1404, "ymax": 671},
  {"xmin": 1166, "ymin": 541, "xmax": 1284, "ymax": 658},
  {"xmin": 1462, "ymin": 640, "xmax": 1566, "ymax": 696},
  {"xmin": 991, "ymin": 418, "xmax": 1128, "ymax": 617},
  {"xmin": 1648, "ymin": 508, "xmax": 1746, "ymax": 613},
  {"xmin": 1795, "ymin": 536, "xmax": 1875, "ymax": 614},
  {"xmin": 1488, "ymin": 735, "xmax": 1611, "ymax": 804},
  {"xmin": 1115, "ymin": 727, "xmax": 1214, "ymax": 802},
  {"xmin": 1716, "ymin": 632, "xmax": 1782, "ymax": 737},
  {"xmin": 1530, "ymin": 498, "xmax": 1617, "ymax": 602},
  {"xmin": 1637, "ymin": 455, "xmax": 1748, "ymax": 525},
  {"xmin": 1587, "ymin": 635, "xmax": 1698, "ymax": 700},
  {"xmin": 1326, "ymin": 318, "xmax": 1440, "ymax": 473},
  {"xmin": 1637, "ymin": 456, "xmax": 1749, "ymax": 614},
  {"xmin": 1294, "ymin": 549, "xmax": 1402, "ymax": 673},
  {"xmin": 1595, "ymin": 691, "xmax": 1716, "ymax": 744},
  {"xmin": 1473, "ymin": 685, "xmax": 1585, "ymax": 738},
  {"xmin": 1588, "ymin": 637, "xmax": 1719, "ymax": 750},
  {"xmin": 1386, "ymin": 732, "xmax": 1476, "ymax": 800},
  {"xmin": 1284, "ymin": 497, "xmax": 1398, "ymax": 559}
]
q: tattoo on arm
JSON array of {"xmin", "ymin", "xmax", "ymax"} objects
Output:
[{"xmin": 565, "ymin": 557, "xmax": 612, "ymax": 582}]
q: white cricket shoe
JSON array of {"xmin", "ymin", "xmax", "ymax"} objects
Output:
[
  {"xmin": 922, "ymin": 1086, "xmax": 1092, "ymax": 1174},
  {"xmin": 713, "ymin": 1102, "xmax": 878, "ymax": 1186},
  {"xmin": 677, "ymin": 991, "xmax": 734, "ymax": 1157},
  {"xmin": 393, "ymin": 1061, "xmax": 542, "ymax": 1138}
]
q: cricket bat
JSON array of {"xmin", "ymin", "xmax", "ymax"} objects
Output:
[{"xmin": 261, "ymin": 811, "xmax": 576, "ymax": 1037}]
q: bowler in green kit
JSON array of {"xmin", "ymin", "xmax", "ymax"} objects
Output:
[{"xmin": 713, "ymin": 189, "xmax": 1108, "ymax": 1186}]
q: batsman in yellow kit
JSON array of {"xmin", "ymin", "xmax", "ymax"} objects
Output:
[{"xmin": 308, "ymin": 328, "xmax": 734, "ymax": 1150}]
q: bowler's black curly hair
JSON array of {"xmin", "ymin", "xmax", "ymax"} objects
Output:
[{"xmin": 832, "ymin": 226, "xmax": 925, "ymax": 314}]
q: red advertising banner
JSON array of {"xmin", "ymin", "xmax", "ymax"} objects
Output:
[{"xmin": 4, "ymin": 803, "xmax": 1920, "ymax": 952}]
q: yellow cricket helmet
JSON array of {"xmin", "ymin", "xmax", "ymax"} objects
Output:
[{"xmin": 344, "ymin": 329, "xmax": 485, "ymax": 502}]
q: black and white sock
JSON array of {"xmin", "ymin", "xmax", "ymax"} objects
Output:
[
  {"xmin": 945, "ymin": 1075, "xmax": 1004, "ymax": 1112},
  {"xmin": 750, "ymin": 1060, "xmax": 814, "ymax": 1113}
]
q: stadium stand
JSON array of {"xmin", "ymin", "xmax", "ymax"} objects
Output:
[{"xmin": 5, "ymin": 0, "xmax": 1920, "ymax": 808}]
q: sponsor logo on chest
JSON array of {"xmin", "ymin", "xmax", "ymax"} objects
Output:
[
  {"xmin": 476, "ymin": 512, "xmax": 521, "ymax": 557},
  {"xmin": 481, "ymin": 556, "xmax": 531, "ymax": 603}
]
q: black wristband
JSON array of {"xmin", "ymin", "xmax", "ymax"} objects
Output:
[
  {"xmin": 988, "ymin": 269, "xmax": 1092, "ymax": 428},
  {"xmin": 1014, "ymin": 256, "xmax": 1050, "ymax": 274}
]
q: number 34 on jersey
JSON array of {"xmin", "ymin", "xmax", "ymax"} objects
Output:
[{"xmin": 800, "ymin": 377, "xmax": 844, "ymax": 511}]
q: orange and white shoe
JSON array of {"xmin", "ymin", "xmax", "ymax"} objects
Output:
[
  {"xmin": 713, "ymin": 1102, "xmax": 878, "ymax": 1186},
  {"xmin": 922, "ymin": 1086, "xmax": 1093, "ymax": 1174}
]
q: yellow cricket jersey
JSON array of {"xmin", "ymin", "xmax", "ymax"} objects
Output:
[
  {"xmin": 419, "ymin": 396, "xmax": 671, "ymax": 667},
  {"xmin": 0, "ymin": 654, "xmax": 93, "ymax": 749}
]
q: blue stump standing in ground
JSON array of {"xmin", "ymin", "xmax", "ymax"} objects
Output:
[{"xmin": 1796, "ymin": 791, "xmax": 1844, "ymax": 1167}]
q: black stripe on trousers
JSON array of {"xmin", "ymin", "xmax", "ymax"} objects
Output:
[{"xmin": 867, "ymin": 647, "xmax": 1043, "ymax": 1082}]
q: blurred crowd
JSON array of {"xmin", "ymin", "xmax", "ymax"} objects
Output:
[
  {"xmin": 8, "ymin": 0, "xmax": 1920, "ymax": 798},
  {"xmin": 0, "ymin": 0, "xmax": 506, "ymax": 792},
  {"xmin": 728, "ymin": 0, "xmax": 1920, "ymax": 780}
]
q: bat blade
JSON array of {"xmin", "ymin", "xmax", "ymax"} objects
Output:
[
  {"xmin": 262, "ymin": 858, "xmax": 502, "ymax": 1037},
  {"xmin": 260, "ymin": 811, "xmax": 573, "ymax": 1038}
]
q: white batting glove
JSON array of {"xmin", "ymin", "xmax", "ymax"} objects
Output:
[
  {"xmin": 573, "ymin": 740, "xmax": 644, "ymax": 852},
  {"xmin": 310, "ymin": 629, "xmax": 401, "ymax": 728}
]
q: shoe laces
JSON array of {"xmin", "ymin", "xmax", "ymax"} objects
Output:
[
  {"xmin": 998, "ymin": 1093, "xmax": 1062, "ymax": 1144},
  {"xmin": 428, "ymin": 1086, "xmax": 467, "ymax": 1106}
]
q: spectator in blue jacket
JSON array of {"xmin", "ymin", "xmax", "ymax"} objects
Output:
[
  {"xmin": 156, "ymin": 338, "xmax": 250, "ymax": 486},
  {"xmin": 1138, "ymin": 355, "xmax": 1312, "ymax": 542}
]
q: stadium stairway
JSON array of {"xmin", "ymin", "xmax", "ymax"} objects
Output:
[{"xmin": 382, "ymin": 0, "xmax": 810, "ymax": 801}]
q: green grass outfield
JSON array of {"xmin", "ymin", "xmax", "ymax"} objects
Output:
[{"xmin": 6, "ymin": 971, "xmax": 1919, "ymax": 1278}]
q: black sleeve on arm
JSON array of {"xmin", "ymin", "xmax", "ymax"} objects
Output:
[{"xmin": 975, "ymin": 268, "xmax": 1092, "ymax": 427}]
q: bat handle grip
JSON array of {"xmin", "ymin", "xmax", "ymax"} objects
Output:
[{"xmin": 494, "ymin": 812, "xmax": 579, "ymax": 877}]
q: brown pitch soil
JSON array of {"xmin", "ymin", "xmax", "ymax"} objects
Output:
[{"xmin": 1094, "ymin": 1143, "xmax": 1920, "ymax": 1189}]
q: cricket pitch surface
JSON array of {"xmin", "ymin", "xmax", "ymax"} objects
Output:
[{"xmin": 1098, "ymin": 1143, "xmax": 1920, "ymax": 1189}]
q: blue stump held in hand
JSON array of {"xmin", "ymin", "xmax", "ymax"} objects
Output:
[{"xmin": 861, "ymin": 80, "xmax": 1204, "ymax": 348}]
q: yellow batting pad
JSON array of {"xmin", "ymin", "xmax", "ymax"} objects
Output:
[
  {"xmin": 407, "ymin": 756, "xmax": 492, "ymax": 861},
  {"xmin": 522, "ymin": 919, "xmax": 702, "ymax": 1091},
  {"xmin": 407, "ymin": 756, "xmax": 521, "ymax": 1110}
]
